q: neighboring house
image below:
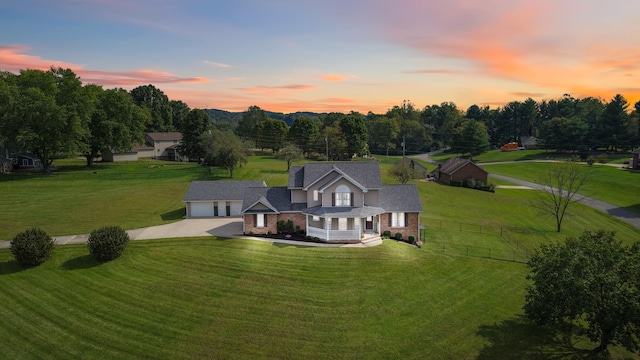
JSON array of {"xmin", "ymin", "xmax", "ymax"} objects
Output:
[
  {"xmin": 146, "ymin": 132, "xmax": 185, "ymax": 161},
  {"xmin": 17, "ymin": 153, "xmax": 42, "ymax": 169},
  {"xmin": 397, "ymin": 157, "xmax": 429, "ymax": 178},
  {"xmin": 430, "ymin": 158, "xmax": 488, "ymax": 185},
  {"xmin": 102, "ymin": 143, "xmax": 154, "ymax": 162},
  {"xmin": 520, "ymin": 136, "xmax": 538, "ymax": 150},
  {"xmin": 183, "ymin": 162, "xmax": 423, "ymax": 242}
]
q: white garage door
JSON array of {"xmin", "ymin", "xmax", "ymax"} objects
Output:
[
  {"xmin": 230, "ymin": 201, "xmax": 242, "ymax": 216},
  {"xmin": 190, "ymin": 202, "xmax": 214, "ymax": 217}
]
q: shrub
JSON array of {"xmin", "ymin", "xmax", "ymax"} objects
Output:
[
  {"xmin": 295, "ymin": 225, "xmax": 301, "ymax": 234},
  {"xmin": 586, "ymin": 156, "xmax": 595, "ymax": 166},
  {"xmin": 382, "ymin": 230, "xmax": 391, "ymax": 238},
  {"xmin": 408, "ymin": 235, "xmax": 416, "ymax": 244},
  {"xmin": 450, "ymin": 180, "xmax": 463, "ymax": 187},
  {"xmin": 395, "ymin": 232, "xmax": 403, "ymax": 240},
  {"xmin": 88, "ymin": 225, "xmax": 130, "ymax": 261},
  {"xmin": 10, "ymin": 227, "xmax": 54, "ymax": 267},
  {"xmin": 285, "ymin": 220, "xmax": 295, "ymax": 233},
  {"xmin": 276, "ymin": 220, "xmax": 285, "ymax": 233}
]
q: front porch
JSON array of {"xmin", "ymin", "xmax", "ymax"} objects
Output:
[{"xmin": 304, "ymin": 213, "xmax": 381, "ymax": 242}]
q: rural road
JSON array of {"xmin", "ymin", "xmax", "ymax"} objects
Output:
[{"xmin": 411, "ymin": 153, "xmax": 640, "ymax": 230}]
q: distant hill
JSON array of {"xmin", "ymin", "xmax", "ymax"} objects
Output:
[{"xmin": 204, "ymin": 109, "xmax": 322, "ymax": 127}]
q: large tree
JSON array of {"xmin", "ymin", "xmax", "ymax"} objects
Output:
[
  {"xmin": 369, "ymin": 115, "xmax": 399, "ymax": 155},
  {"xmin": 82, "ymin": 86, "xmax": 146, "ymax": 167},
  {"xmin": 236, "ymin": 105, "xmax": 267, "ymax": 143},
  {"xmin": 130, "ymin": 84, "xmax": 173, "ymax": 132},
  {"xmin": 289, "ymin": 116, "xmax": 319, "ymax": 157},
  {"xmin": 339, "ymin": 113, "xmax": 369, "ymax": 157},
  {"xmin": 276, "ymin": 143, "xmax": 303, "ymax": 170},
  {"xmin": 170, "ymin": 100, "xmax": 190, "ymax": 131},
  {"xmin": 0, "ymin": 68, "xmax": 90, "ymax": 172},
  {"xmin": 524, "ymin": 230, "xmax": 640, "ymax": 354},
  {"xmin": 450, "ymin": 119, "xmax": 490, "ymax": 157},
  {"xmin": 200, "ymin": 129, "xmax": 249, "ymax": 178},
  {"xmin": 532, "ymin": 158, "xmax": 591, "ymax": 232},
  {"xmin": 261, "ymin": 118, "xmax": 288, "ymax": 154},
  {"xmin": 179, "ymin": 108, "xmax": 211, "ymax": 161}
]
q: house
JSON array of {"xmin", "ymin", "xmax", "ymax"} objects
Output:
[
  {"xmin": 16, "ymin": 153, "xmax": 42, "ymax": 169},
  {"xmin": 146, "ymin": 132, "xmax": 185, "ymax": 161},
  {"xmin": 520, "ymin": 136, "xmax": 538, "ymax": 150},
  {"xmin": 430, "ymin": 158, "xmax": 488, "ymax": 185},
  {"xmin": 397, "ymin": 157, "xmax": 429, "ymax": 178},
  {"xmin": 102, "ymin": 143, "xmax": 154, "ymax": 162},
  {"xmin": 631, "ymin": 149, "xmax": 640, "ymax": 170},
  {"xmin": 183, "ymin": 162, "xmax": 423, "ymax": 242}
]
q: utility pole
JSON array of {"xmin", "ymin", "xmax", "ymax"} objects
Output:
[
  {"xmin": 402, "ymin": 136, "xmax": 406, "ymax": 159},
  {"xmin": 325, "ymin": 136, "xmax": 328, "ymax": 161}
]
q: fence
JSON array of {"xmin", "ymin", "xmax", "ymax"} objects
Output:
[{"xmin": 421, "ymin": 218, "xmax": 532, "ymax": 263}]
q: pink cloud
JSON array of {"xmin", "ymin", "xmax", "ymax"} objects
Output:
[
  {"xmin": 404, "ymin": 69, "xmax": 458, "ymax": 75},
  {"xmin": 322, "ymin": 74, "xmax": 345, "ymax": 82},
  {"xmin": 0, "ymin": 45, "xmax": 208, "ymax": 87},
  {"xmin": 239, "ymin": 84, "xmax": 317, "ymax": 96}
]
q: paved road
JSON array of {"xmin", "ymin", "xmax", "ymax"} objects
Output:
[
  {"xmin": 410, "ymin": 152, "xmax": 640, "ymax": 230},
  {"xmin": 0, "ymin": 218, "xmax": 382, "ymax": 249}
]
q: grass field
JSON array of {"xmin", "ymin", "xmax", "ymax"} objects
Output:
[
  {"xmin": 3, "ymin": 237, "xmax": 637, "ymax": 359},
  {"xmin": 0, "ymin": 154, "xmax": 639, "ymax": 358},
  {"xmin": 483, "ymin": 161, "xmax": 640, "ymax": 214}
]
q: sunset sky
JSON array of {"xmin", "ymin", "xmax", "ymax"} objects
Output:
[{"xmin": 1, "ymin": 0, "xmax": 639, "ymax": 114}]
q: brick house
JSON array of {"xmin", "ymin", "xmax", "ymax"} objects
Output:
[
  {"xmin": 431, "ymin": 157, "xmax": 488, "ymax": 185},
  {"xmin": 183, "ymin": 162, "xmax": 423, "ymax": 243}
]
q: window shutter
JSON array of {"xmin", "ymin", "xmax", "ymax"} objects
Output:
[
  {"xmin": 405, "ymin": 213, "xmax": 409, "ymax": 228},
  {"xmin": 350, "ymin": 192, "xmax": 354, "ymax": 206},
  {"xmin": 254, "ymin": 214, "xmax": 257, "ymax": 227},
  {"xmin": 388, "ymin": 213, "xmax": 392, "ymax": 227},
  {"xmin": 332, "ymin": 192, "xmax": 335, "ymax": 206}
]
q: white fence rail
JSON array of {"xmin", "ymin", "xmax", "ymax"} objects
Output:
[{"xmin": 307, "ymin": 226, "xmax": 360, "ymax": 240}]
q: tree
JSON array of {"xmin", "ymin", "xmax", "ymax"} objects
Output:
[
  {"xmin": 262, "ymin": 118, "xmax": 289, "ymax": 153},
  {"xmin": 450, "ymin": 119, "xmax": 490, "ymax": 157},
  {"xmin": 201, "ymin": 129, "xmax": 249, "ymax": 177},
  {"xmin": 170, "ymin": 100, "xmax": 190, "ymax": 131},
  {"xmin": 236, "ymin": 105, "xmax": 267, "ymax": 143},
  {"xmin": 0, "ymin": 68, "xmax": 90, "ymax": 172},
  {"xmin": 339, "ymin": 114, "xmax": 369, "ymax": 156},
  {"xmin": 81, "ymin": 86, "xmax": 146, "ymax": 167},
  {"xmin": 319, "ymin": 123, "xmax": 347, "ymax": 160},
  {"xmin": 532, "ymin": 158, "xmax": 591, "ymax": 232},
  {"xmin": 179, "ymin": 109, "xmax": 211, "ymax": 161},
  {"xmin": 599, "ymin": 94, "xmax": 631, "ymax": 151},
  {"xmin": 130, "ymin": 84, "xmax": 173, "ymax": 132},
  {"xmin": 369, "ymin": 115, "xmax": 399, "ymax": 155},
  {"xmin": 524, "ymin": 230, "xmax": 640, "ymax": 354},
  {"xmin": 276, "ymin": 143, "xmax": 303, "ymax": 170},
  {"xmin": 88, "ymin": 225, "xmax": 130, "ymax": 261},
  {"xmin": 10, "ymin": 227, "xmax": 54, "ymax": 267},
  {"xmin": 388, "ymin": 161, "xmax": 417, "ymax": 184},
  {"xmin": 289, "ymin": 116, "xmax": 319, "ymax": 157}
]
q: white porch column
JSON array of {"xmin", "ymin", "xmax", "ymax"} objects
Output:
[
  {"xmin": 305, "ymin": 215, "xmax": 309, "ymax": 235},
  {"xmin": 326, "ymin": 217, "xmax": 331, "ymax": 240}
]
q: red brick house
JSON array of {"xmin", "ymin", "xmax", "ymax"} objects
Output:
[
  {"xmin": 431, "ymin": 158, "xmax": 488, "ymax": 185},
  {"xmin": 183, "ymin": 162, "xmax": 422, "ymax": 243}
]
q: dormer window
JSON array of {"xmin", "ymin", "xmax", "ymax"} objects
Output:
[{"xmin": 333, "ymin": 184, "xmax": 353, "ymax": 207}]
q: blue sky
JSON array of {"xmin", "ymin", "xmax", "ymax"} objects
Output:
[{"xmin": 1, "ymin": 0, "xmax": 640, "ymax": 113}]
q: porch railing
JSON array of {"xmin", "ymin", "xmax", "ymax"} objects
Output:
[{"xmin": 307, "ymin": 226, "xmax": 360, "ymax": 241}]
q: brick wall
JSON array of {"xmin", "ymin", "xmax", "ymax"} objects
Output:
[
  {"xmin": 451, "ymin": 163, "xmax": 488, "ymax": 184},
  {"xmin": 277, "ymin": 212, "xmax": 307, "ymax": 231},
  {"xmin": 380, "ymin": 212, "xmax": 420, "ymax": 240},
  {"xmin": 244, "ymin": 214, "xmax": 278, "ymax": 235}
]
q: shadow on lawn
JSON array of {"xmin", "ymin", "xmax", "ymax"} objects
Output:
[
  {"xmin": 476, "ymin": 315, "xmax": 605, "ymax": 359},
  {"xmin": 60, "ymin": 255, "xmax": 101, "ymax": 270},
  {"xmin": 161, "ymin": 208, "xmax": 186, "ymax": 221},
  {"xmin": 0, "ymin": 260, "xmax": 28, "ymax": 275}
]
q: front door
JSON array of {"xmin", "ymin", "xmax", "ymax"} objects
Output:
[{"xmin": 365, "ymin": 216, "xmax": 373, "ymax": 230}]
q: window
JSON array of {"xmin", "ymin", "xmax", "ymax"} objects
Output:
[
  {"xmin": 213, "ymin": 203, "xmax": 218, "ymax": 217},
  {"xmin": 312, "ymin": 216, "xmax": 320, "ymax": 222},
  {"xmin": 391, "ymin": 212, "xmax": 405, "ymax": 227},
  {"xmin": 313, "ymin": 190, "xmax": 319, "ymax": 201},
  {"xmin": 256, "ymin": 213, "xmax": 265, "ymax": 227},
  {"xmin": 334, "ymin": 184, "xmax": 352, "ymax": 207}
]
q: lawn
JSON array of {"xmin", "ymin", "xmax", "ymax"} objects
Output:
[
  {"xmin": 1, "ymin": 154, "xmax": 639, "ymax": 358},
  {"xmin": 483, "ymin": 162, "xmax": 640, "ymax": 214},
  {"xmin": 1, "ymin": 237, "xmax": 636, "ymax": 359}
]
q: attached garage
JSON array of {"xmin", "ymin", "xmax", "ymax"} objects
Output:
[{"xmin": 183, "ymin": 180, "xmax": 266, "ymax": 218}]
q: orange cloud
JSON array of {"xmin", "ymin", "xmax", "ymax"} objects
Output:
[
  {"xmin": 239, "ymin": 84, "xmax": 317, "ymax": 96},
  {"xmin": 322, "ymin": 74, "xmax": 345, "ymax": 82},
  {"xmin": 0, "ymin": 45, "xmax": 208, "ymax": 87}
]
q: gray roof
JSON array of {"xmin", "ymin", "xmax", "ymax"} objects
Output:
[
  {"xmin": 435, "ymin": 158, "xmax": 487, "ymax": 176},
  {"xmin": 241, "ymin": 186, "xmax": 306, "ymax": 213},
  {"xmin": 379, "ymin": 184, "xmax": 423, "ymax": 212},
  {"xmin": 302, "ymin": 205, "xmax": 385, "ymax": 217},
  {"xmin": 288, "ymin": 162, "xmax": 382, "ymax": 189},
  {"xmin": 183, "ymin": 180, "xmax": 266, "ymax": 202}
]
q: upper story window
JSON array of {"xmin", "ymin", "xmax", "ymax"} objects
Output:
[{"xmin": 334, "ymin": 184, "xmax": 352, "ymax": 207}]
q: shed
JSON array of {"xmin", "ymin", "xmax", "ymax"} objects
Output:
[{"xmin": 430, "ymin": 158, "xmax": 488, "ymax": 185}]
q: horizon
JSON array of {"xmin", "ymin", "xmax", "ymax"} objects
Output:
[{"xmin": 2, "ymin": 1, "xmax": 640, "ymax": 113}]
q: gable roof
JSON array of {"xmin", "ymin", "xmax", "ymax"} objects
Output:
[
  {"xmin": 146, "ymin": 132, "xmax": 182, "ymax": 142},
  {"xmin": 183, "ymin": 180, "xmax": 266, "ymax": 202},
  {"xmin": 379, "ymin": 184, "xmax": 423, "ymax": 212},
  {"xmin": 288, "ymin": 162, "xmax": 382, "ymax": 190},
  {"xmin": 436, "ymin": 158, "xmax": 487, "ymax": 176},
  {"xmin": 241, "ymin": 186, "xmax": 306, "ymax": 213},
  {"xmin": 398, "ymin": 157, "xmax": 428, "ymax": 171}
]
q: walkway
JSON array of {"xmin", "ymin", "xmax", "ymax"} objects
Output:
[{"xmin": 0, "ymin": 218, "xmax": 383, "ymax": 249}]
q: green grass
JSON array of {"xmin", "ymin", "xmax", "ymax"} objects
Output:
[
  {"xmin": 1, "ymin": 238, "xmax": 636, "ymax": 359},
  {"xmin": 483, "ymin": 162, "xmax": 640, "ymax": 214}
]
